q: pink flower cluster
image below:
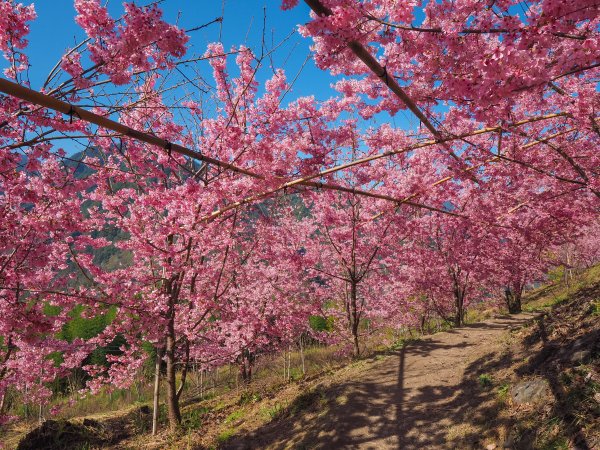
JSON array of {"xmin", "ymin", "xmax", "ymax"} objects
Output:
[{"xmin": 74, "ymin": 0, "xmax": 189, "ymax": 84}]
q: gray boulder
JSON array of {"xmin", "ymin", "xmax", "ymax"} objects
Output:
[{"xmin": 510, "ymin": 378, "xmax": 551, "ymax": 404}]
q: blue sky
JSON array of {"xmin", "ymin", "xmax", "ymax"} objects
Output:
[
  {"xmin": 9, "ymin": 0, "xmax": 417, "ymax": 156},
  {"xmin": 25, "ymin": 1, "xmax": 337, "ymax": 100}
]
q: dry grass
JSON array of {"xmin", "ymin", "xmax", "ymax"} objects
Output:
[{"xmin": 6, "ymin": 266, "xmax": 599, "ymax": 449}]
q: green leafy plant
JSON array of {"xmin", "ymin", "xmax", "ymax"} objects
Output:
[
  {"xmin": 224, "ymin": 409, "xmax": 244, "ymax": 424},
  {"xmin": 182, "ymin": 406, "xmax": 210, "ymax": 430},
  {"xmin": 478, "ymin": 374, "xmax": 493, "ymax": 388},
  {"xmin": 217, "ymin": 427, "xmax": 235, "ymax": 443},
  {"xmin": 262, "ymin": 403, "xmax": 285, "ymax": 421},
  {"xmin": 497, "ymin": 383, "xmax": 510, "ymax": 401},
  {"xmin": 238, "ymin": 391, "xmax": 261, "ymax": 405}
]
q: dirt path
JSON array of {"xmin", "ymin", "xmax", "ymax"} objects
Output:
[{"xmin": 227, "ymin": 312, "xmax": 539, "ymax": 450}]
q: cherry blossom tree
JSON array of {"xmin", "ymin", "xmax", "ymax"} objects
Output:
[
  {"xmin": 303, "ymin": 176, "xmax": 415, "ymax": 356},
  {"xmin": 1, "ymin": 0, "xmax": 599, "ymax": 435}
]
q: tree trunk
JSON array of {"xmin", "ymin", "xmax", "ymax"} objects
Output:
[
  {"xmin": 152, "ymin": 347, "xmax": 163, "ymax": 435},
  {"xmin": 163, "ymin": 236, "xmax": 181, "ymax": 430},
  {"xmin": 350, "ymin": 279, "xmax": 360, "ymax": 357},
  {"xmin": 505, "ymin": 286, "xmax": 522, "ymax": 314},
  {"xmin": 287, "ymin": 345, "xmax": 292, "ymax": 380},
  {"xmin": 200, "ymin": 369, "xmax": 203, "ymax": 399},
  {"xmin": 238, "ymin": 350, "xmax": 254, "ymax": 384},
  {"xmin": 176, "ymin": 341, "xmax": 190, "ymax": 401},
  {"xmin": 450, "ymin": 268, "xmax": 467, "ymax": 327},
  {"xmin": 454, "ymin": 288, "xmax": 465, "ymax": 327},
  {"xmin": 165, "ymin": 328, "xmax": 181, "ymax": 429},
  {"xmin": 299, "ymin": 335, "xmax": 305, "ymax": 376}
]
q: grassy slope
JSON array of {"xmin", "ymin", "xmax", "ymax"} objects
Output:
[
  {"xmin": 8, "ymin": 266, "xmax": 600, "ymax": 449},
  {"xmin": 443, "ymin": 265, "xmax": 600, "ymax": 449},
  {"xmin": 495, "ymin": 266, "xmax": 600, "ymax": 449},
  {"xmin": 213, "ymin": 267, "xmax": 599, "ymax": 450},
  {"xmin": 120, "ymin": 265, "xmax": 600, "ymax": 449}
]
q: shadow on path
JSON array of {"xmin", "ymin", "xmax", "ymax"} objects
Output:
[{"xmin": 224, "ymin": 314, "xmax": 537, "ymax": 450}]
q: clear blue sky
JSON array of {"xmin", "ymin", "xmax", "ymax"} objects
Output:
[
  {"xmin": 11, "ymin": 0, "xmax": 416, "ymax": 154},
  {"xmin": 25, "ymin": 1, "xmax": 338, "ymax": 101}
]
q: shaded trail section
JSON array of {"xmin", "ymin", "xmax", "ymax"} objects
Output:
[{"xmin": 226, "ymin": 313, "xmax": 539, "ymax": 449}]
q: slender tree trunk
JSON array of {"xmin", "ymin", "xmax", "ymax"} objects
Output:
[
  {"xmin": 239, "ymin": 358, "xmax": 248, "ymax": 384},
  {"xmin": 200, "ymin": 369, "xmax": 203, "ymax": 399},
  {"xmin": 505, "ymin": 286, "xmax": 522, "ymax": 314},
  {"xmin": 152, "ymin": 347, "xmax": 163, "ymax": 435},
  {"xmin": 165, "ymin": 324, "xmax": 181, "ymax": 429},
  {"xmin": 38, "ymin": 367, "xmax": 44, "ymax": 423},
  {"xmin": 514, "ymin": 290, "xmax": 522, "ymax": 313},
  {"xmin": 176, "ymin": 341, "xmax": 190, "ymax": 401},
  {"xmin": 238, "ymin": 351, "xmax": 254, "ymax": 384},
  {"xmin": 450, "ymin": 269, "xmax": 466, "ymax": 327},
  {"xmin": 350, "ymin": 279, "xmax": 360, "ymax": 357},
  {"xmin": 287, "ymin": 345, "xmax": 292, "ymax": 380},
  {"xmin": 454, "ymin": 288, "xmax": 465, "ymax": 327},
  {"xmin": 299, "ymin": 336, "xmax": 305, "ymax": 376},
  {"xmin": 0, "ymin": 346, "xmax": 12, "ymax": 415},
  {"xmin": 163, "ymin": 235, "xmax": 181, "ymax": 430},
  {"xmin": 564, "ymin": 251, "xmax": 573, "ymax": 287}
]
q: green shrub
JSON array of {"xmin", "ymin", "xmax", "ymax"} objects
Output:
[
  {"xmin": 238, "ymin": 391, "xmax": 261, "ymax": 405},
  {"xmin": 478, "ymin": 374, "xmax": 493, "ymax": 388},
  {"xmin": 309, "ymin": 315, "xmax": 334, "ymax": 332},
  {"xmin": 262, "ymin": 403, "xmax": 285, "ymax": 421},
  {"xmin": 224, "ymin": 409, "xmax": 244, "ymax": 424},
  {"xmin": 182, "ymin": 407, "xmax": 210, "ymax": 430},
  {"xmin": 497, "ymin": 383, "xmax": 510, "ymax": 401},
  {"xmin": 217, "ymin": 427, "xmax": 235, "ymax": 443}
]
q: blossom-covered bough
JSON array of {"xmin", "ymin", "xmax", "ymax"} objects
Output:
[{"xmin": 0, "ymin": 0, "xmax": 598, "ymax": 432}]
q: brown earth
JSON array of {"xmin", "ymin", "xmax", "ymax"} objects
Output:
[
  {"xmin": 9, "ymin": 274, "xmax": 599, "ymax": 449},
  {"xmin": 225, "ymin": 312, "xmax": 542, "ymax": 449}
]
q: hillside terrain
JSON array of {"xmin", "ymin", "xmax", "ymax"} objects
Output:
[
  {"xmin": 8, "ymin": 267, "xmax": 599, "ymax": 449},
  {"xmin": 224, "ymin": 270, "xmax": 599, "ymax": 450},
  {"xmin": 2, "ymin": 2, "xmax": 599, "ymax": 449}
]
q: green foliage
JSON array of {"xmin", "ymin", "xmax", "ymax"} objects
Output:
[
  {"xmin": 592, "ymin": 299, "xmax": 600, "ymax": 316},
  {"xmin": 52, "ymin": 305, "xmax": 125, "ymax": 368},
  {"xmin": 89, "ymin": 335, "xmax": 127, "ymax": 367},
  {"xmin": 541, "ymin": 436, "xmax": 570, "ymax": 450},
  {"xmin": 547, "ymin": 266, "xmax": 565, "ymax": 284},
  {"xmin": 46, "ymin": 350, "xmax": 64, "ymax": 366},
  {"xmin": 44, "ymin": 303, "xmax": 62, "ymax": 316},
  {"xmin": 389, "ymin": 336, "xmax": 420, "ymax": 351},
  {"xmin": 262, "ymin": 403, "xmax": 285, "ymax": 421},
  {"xmin": 200, "ymin": 391, "xmax": 217, "ymax": 402},
  {"xmin": 309, "ymin": 315, "xmax": 334, "ymax": 332},
  {"xmin": 478, "ymin": 374, "xmax": 493, "ymax": 388},
  {"xmin": 388, "ymin": 341, "xmax": 404, "ymax": 352},
  {"xmin": 216, "ymin": 427, "xmax": 235, "ymax": 443},
  {"xmin": 59, "ymin": 305, "xmax": 117, "ymax": 342},
  {"xmin": 182, "ymin": 407, "xmax": 210, "ymax": 431},
  {"xmin": 224, "ymin": 409, "xmax": 245, "ymax": 424},
  {"xmin": 238, "ymin": 391, "xmax": 261, "ymax": 405},
  {"xmin": 497, "ymin": 383, "xmax": 510, "ymax": 401},
  {"xmin": 289, "ymin": 367, "xmax": 303, "ymax": 381}
]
